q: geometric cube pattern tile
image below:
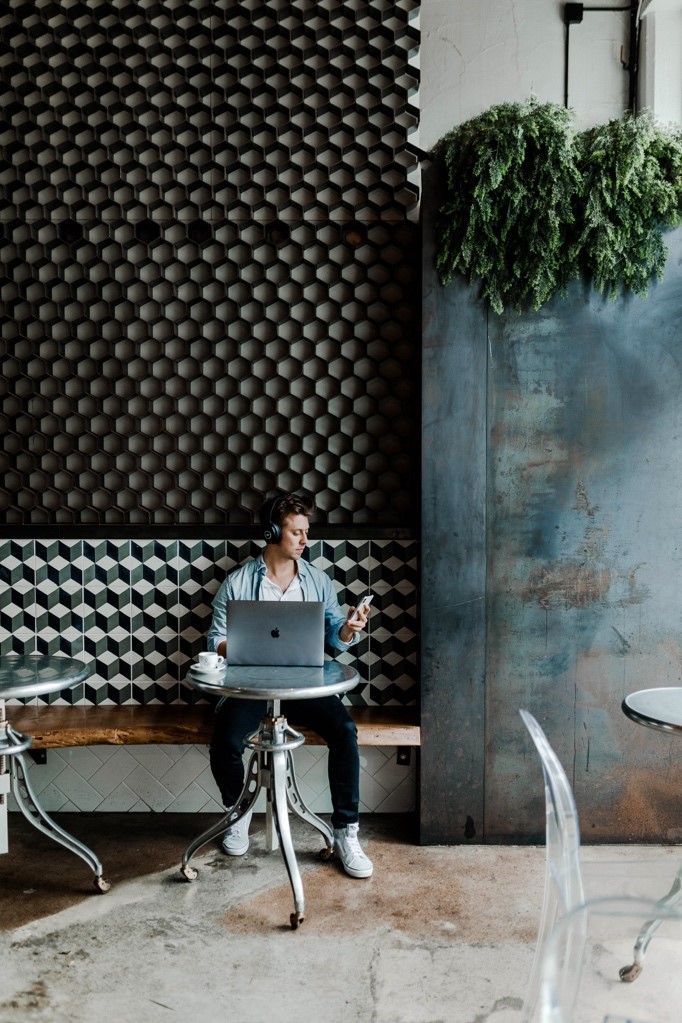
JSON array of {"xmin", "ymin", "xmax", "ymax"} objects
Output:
[
  {"xmin": 0, "ymin": 537, "xmax": 418, "ymax": 707},
  {"xmin": 7, "ymin": 743, "xmax": 416, "ymax": 815},
  {"xmin": 2, "ymin": 535, "xmax": 417, "ymax": 812},
  {"xmin": 0, "ymin": 0, "xmax": 421, "ymax": 529}
]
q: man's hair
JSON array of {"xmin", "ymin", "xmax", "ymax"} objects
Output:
[{"xmin": 273, "ymin": 493, "xmax": 316, "ymax": 524}]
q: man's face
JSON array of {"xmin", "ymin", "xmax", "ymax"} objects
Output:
[{"xmin": 278, "ymin": 513, "xmax": 310, "ymax": 560}]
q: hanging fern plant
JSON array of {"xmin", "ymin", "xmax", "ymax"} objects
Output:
[
  {"xmin": 431, "ymin": 101, "xmax": 682, "ymax": 314},
  {"xmin": 431, "ymin": 99, "xmax": 582, "ymax": 315},
  {"xmin": 576, "ymin": 112, "xmax": 682, "ymax": 299}
]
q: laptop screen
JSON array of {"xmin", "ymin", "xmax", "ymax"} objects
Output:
[{"xmin": 226, "ymin": 600, "xmax": 325, "ymax": 667}]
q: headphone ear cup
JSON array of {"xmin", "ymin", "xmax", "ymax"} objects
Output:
[
  {"xmin": 260, "ymin": 497, "xmax": 283, "ymax": 542},
  {"xmin": 262, "ymin": 522, "xmax": 281, "ymax": 543}
]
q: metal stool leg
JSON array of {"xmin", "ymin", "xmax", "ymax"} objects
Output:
[
  {"xmin": 181, "ymin": 751, "xmax": 261, "ymax": 880},
  {"xmin": 1, "ymin": 710, "xmax": 32, "ymax": 856},
  {"xmin": 10, "ymin": 749, "xmax": 111, "ymax": 892},
  {"xmin": 270, "ymin": 745, "xmax": 305, "ymax": 928},
  {"xmin": 0, "ymin": 766, "xmax": 9, "ymax": 855},
  {"xmin": 284, "ymin": 749, "xmax": 334, "ymax": 856}
]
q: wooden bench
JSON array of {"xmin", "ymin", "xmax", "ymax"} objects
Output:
[{"xmin": 9, "ymin": 704, "xmax": 421, "ymax": 751}]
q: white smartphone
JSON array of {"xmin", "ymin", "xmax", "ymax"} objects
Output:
[{"xmin": 349, "ymin": 593, "xmax": 373, "ymax": 624}]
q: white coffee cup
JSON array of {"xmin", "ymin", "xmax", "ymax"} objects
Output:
[{"xmin": 197, "ymin": 651, "xmax": 225, "ymax": 671}]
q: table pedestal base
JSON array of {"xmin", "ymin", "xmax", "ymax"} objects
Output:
[
  {"xmin": 181, "ymin": 702, "xmax": 334, "ymax": 929},
  {"xmin": 1, "ymin": 702, "xmax": 110, "ymax": 892}
]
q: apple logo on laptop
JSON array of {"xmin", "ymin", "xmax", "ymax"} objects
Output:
[{"xmin": 271, "ymin": 628, "xmax": 280, "ymax": 638}]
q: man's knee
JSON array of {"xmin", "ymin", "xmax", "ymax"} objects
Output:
[
  {"xmin": 211, "ymin": 716, "xmax": 247, "ymax": 760},
  {"xmin": 210, "ymin": 734, "xmax": 246, "ymax": 761},
  {"xmin": 329, "ymin": 713, "xmax": 358, "ymax": 748}
]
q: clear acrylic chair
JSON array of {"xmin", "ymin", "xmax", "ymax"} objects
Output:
[
  {"xmin": 538, "ymin": 896, "xmax": 682, "ymax": 1023},
  {"xmin": 519, "ymin": 710, "xmax": 682, "ymax": 1023}
]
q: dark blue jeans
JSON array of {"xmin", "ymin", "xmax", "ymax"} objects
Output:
[{"xmin": 209, "ymin": 695, "xmax": 360, "ymax": 829}]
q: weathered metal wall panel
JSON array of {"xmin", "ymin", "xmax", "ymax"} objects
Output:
[
  {"xmin": 420, "ymin": 166, "xmax": 487, "ymax": 844},
  {"xmin": 422, "ymin": 167, "xmax": 682, "ymax": 841},
  {"xmin": 486, "ymin": 227, "xmax": 682, "ymax": 842}
]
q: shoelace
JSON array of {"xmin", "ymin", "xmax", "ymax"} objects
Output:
[
  {"xmin": 345, "ymin": 831, "xmax": 363, "ymax": 856},
  {"xmin": 227, "ymin": 813, "xmax": 245, "ymax": 835}
]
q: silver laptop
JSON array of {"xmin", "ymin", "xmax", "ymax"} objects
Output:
[{"xmin": 226, "ymin": 600, "xmax": 325, "ymax": 667}]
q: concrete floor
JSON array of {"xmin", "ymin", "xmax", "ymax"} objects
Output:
[{"xmin": 1, "ymin": 813, "xmax": 681, "ymax": 1023}]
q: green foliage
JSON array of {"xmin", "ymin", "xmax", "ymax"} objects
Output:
[
  {"xmin": 431, "ymin": 102, "xmax": 682, "ymax": 314},
  {"xmin": 431, "ymin": 100, "xmax": 582, "ymax": 314},
  {"xmin": 577, "ymin": 112, "xmax": 682, "ymax": 299}
]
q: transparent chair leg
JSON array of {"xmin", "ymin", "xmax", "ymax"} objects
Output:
[
  {"xmin": 181, "ymin": 751, "xmax": 261, "ymax": 880},
  {"xmin": 284, "ymin": 749, "xmax": 334, "ymax": 858},
  {"xmin": 520, "ymin": 863, "xmax": 561, "ymax": 1023},
  {"xmin": 619, "ymin": 866, "xmax": 682, "ymax": 982},
  {"xmin": 271, "ymin": 746, "xmax": 305, "ymax": 928},
  {"xmin": 11, "ymin": 752, "xmax": 110, "ymax": 892}
]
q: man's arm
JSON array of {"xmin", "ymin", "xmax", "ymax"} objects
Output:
[
  {"xmin": 206, "ymin": 578, "xmax": 230, "ymax": 657},
  {"xmin": 206, "ymin": 559, "xmax": 261, "ymax": 658}
]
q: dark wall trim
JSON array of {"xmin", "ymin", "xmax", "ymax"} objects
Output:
[{"xmin": 0, "ymin": 525, "xmax": 415, "ymax": 541}]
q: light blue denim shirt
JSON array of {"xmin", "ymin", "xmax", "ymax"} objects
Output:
[{"xmin": 206, "ymin": 554, "xmax": 356, "ymax": 656}]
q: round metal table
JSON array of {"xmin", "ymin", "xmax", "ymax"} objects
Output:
[
  {"xmin": 181, "ymin": 661, "xmax": 360, "ymax": 928},
  {"xmin": 0, "ymin": 654, "xmax": 110, "ymax": 892},
  {"xmin": 622, "ymin": 687, "xmax": 682, "ymax": 735}
]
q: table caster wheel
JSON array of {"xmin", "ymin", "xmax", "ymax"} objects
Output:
[
  {"xmin": 319, "ymin": 846, "xmax": 334, "ymax": 861},
  {"xmin": 619, "ymin": 962, "xmax": 642, "ymax": 983},
  {"xmin": 181, "ymin": 864, "xmax": 199, "ymax": 882},
  {"xmin": 94, "ymin": 876, "xmax": 111, "ymax": 893},
  {"xmin": 290, "ymin": 912, "xmax": 304, "ymax": 929}
]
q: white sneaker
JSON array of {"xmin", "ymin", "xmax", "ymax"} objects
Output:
[
  {"xmin": 221, "ymin": 806, "xmax": 253, "ymax": 856},
  {"xmin": 333, "ymin": 822, "xmax": 373, "ymax": 878}
]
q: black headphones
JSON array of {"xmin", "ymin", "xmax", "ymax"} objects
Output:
[{"xmin": 260, "ymin": 495, "xmax": 287, "ymax": 543}]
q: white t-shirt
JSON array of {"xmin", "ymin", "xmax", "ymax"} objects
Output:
[{"xmin": 260, "ymin": 572, "xmax": 304, "ymax": 602}]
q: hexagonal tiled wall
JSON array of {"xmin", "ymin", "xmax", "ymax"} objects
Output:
[{"xmin": 0, "ymin": 0, "xmax": 420, "ymax": 529}]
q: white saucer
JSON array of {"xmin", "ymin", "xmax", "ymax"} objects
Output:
[{"xmin": 191, "ymin": 665, "xmax": 225, "ymax": 677}]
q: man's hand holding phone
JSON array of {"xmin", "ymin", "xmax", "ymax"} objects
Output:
[{"xmin": 340, "ymin": 593, "xmax": 373, "ymax": 643}]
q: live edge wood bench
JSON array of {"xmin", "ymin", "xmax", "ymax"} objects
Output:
[{"xmin": 9, "ymin": 704, "xmax": 421, "ymax": 752}]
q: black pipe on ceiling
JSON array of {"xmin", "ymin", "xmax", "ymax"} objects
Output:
[{"xmin": 563, "ymin": 1, "xmax": 640, "ymax": 112}]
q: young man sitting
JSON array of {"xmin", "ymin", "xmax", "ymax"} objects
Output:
[{"xmin": 206, "ymin": 493, "xmax": 373, "ymax": 878}]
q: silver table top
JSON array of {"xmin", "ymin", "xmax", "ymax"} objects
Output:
[
  {"xmin": 186, "ymin": 661, "xmax": 360, "ymax": 701},
  {"xmin": 622, "ymin": 687, "xmax": 682, "ymax": 734},
  {"xmin": 0, "ymin": 654, "xmax": 91, "ymax": 701}
]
